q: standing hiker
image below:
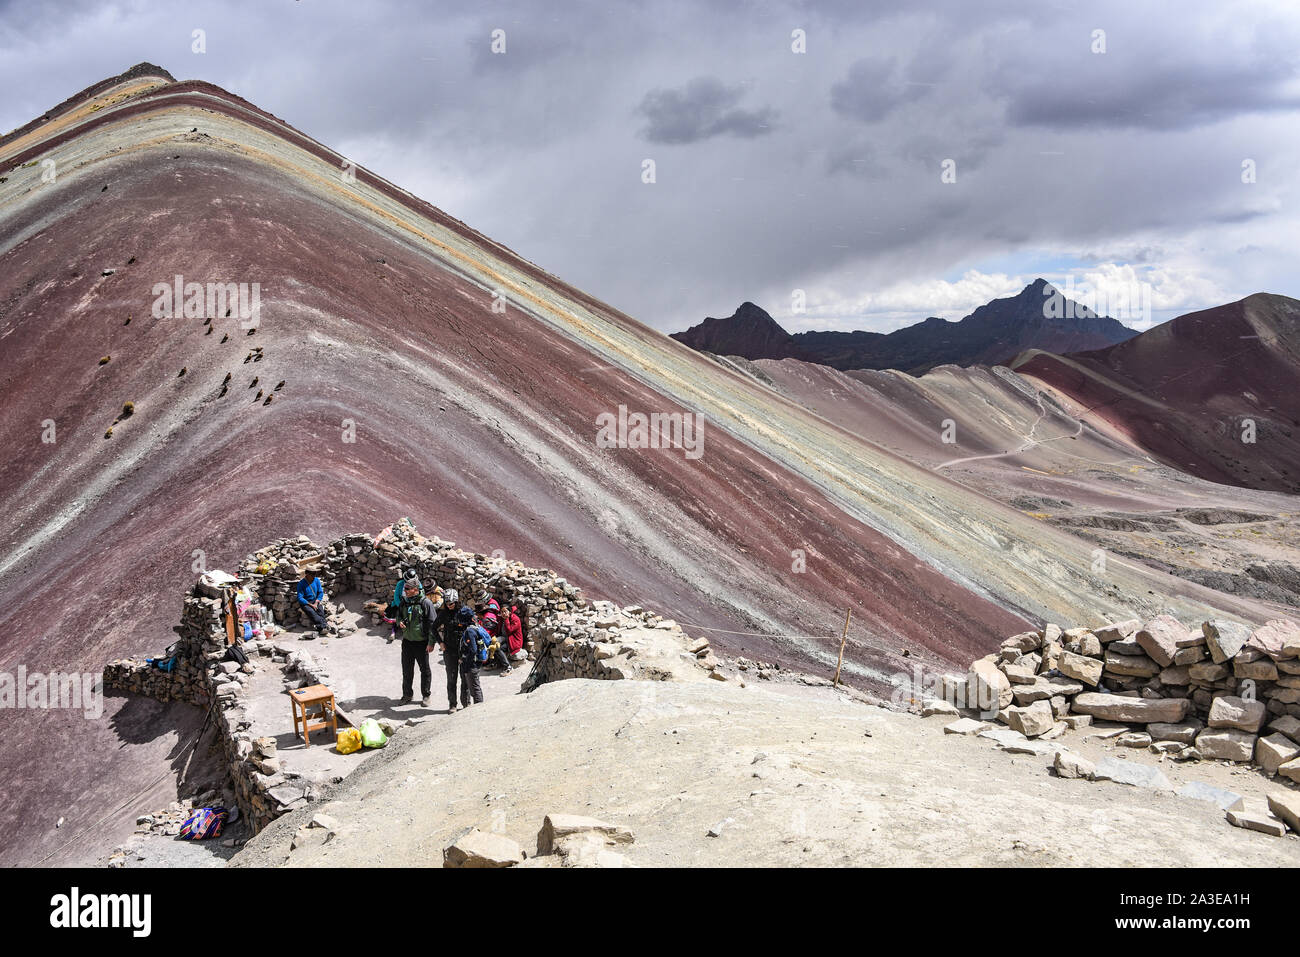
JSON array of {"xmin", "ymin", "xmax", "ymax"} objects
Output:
[
  {"xmin": 296, "ymin": 567, "xmax": 332, "ymax": 636},
  {"xmin": 457, "ymin": 606, "xmax": 489, "ymax": 708},
  {"xmin": 394, "ymin": 577, "xmax": 437, "ymax": 707},
  {"xmin": 436, "ymin": 589, "xmax": 463, "ymax": 711}
]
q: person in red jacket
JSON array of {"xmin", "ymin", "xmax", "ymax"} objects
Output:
[
  {"xmin": 477, "ymin": 594, "xmax": 512, "ymax": 674},
  {"xmin": 499, "ymin": 601, "xmax": 525, "ymax": 660}
]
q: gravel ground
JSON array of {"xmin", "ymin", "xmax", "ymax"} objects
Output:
[{"xmin": 235, "ymin": 677, "xmax": 1300, "ymax": 868}]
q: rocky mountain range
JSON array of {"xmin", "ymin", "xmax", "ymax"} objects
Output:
[{"xmin": 672, "ymin": 278, "xmax": 1139, "ymax": 374}]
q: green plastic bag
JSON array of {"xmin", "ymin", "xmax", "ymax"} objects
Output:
[{"xmin": 359, "ymin": 718, "xmax": 388, "ymax": 749}]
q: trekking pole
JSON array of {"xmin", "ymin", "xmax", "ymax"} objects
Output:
[
  {"xmin": 520, "ymin": 627, "xmax": 553, "ymax": 692},
  {"xmin": 832, "ymin": 608, "xmax": 852, "ymax": 688}
]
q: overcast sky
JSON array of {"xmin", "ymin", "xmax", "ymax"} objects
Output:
[{"xmin": 2, "ymin": 0, "xmax": 1297, "ymax": 333}]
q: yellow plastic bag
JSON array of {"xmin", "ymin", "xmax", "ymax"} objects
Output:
[{"xmin": 336, "ymin": 728, "xmax": 362, "ymax": 754}]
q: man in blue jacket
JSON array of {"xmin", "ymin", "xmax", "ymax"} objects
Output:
[
  {"xmin": 457, "ymin": 606, "xmax": 488, "ymax": 709},
  {"xmin": 296, "ymin": 568, "xmax": 331, "ymax": 636}
]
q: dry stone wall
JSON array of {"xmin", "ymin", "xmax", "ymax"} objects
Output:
[
  {"xmin": 949, "ymin": 615, "xmax": 1300, "ymax": 781},
  {"xmin": 102, "ymin": 592, "xmax": 228, "ymax": 707},
  {"xmin": 240, "ymin": 521, "xmax": 582, "ymax": 641},
  {"xmin": 102, "ymin": 520, "xmax": 723, "ymax": 835},
  {"xmin": 525, "ymin": 600, "xmax": 723, "ymax": 686}
]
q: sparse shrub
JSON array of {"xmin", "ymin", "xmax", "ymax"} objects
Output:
[
  {"xmin": 104, "ymin": 427, "xmax": 113, "ymax": 438},
  {"xmin": 99, "ymin": 355, "xmax": 110, "ymax": 365},
  {"xmin": 121, "ymin": 401, "xmax": 134, "ymax": 417}
]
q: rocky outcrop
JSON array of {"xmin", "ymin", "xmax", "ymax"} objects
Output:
[
  {"xmin": 949, "ymin": 614, "xmax": 1300, "ymax": 776},
  {"xmin": 441, "ymin": 813, "xmax": 634, "ymax": 869},
  {"xmin": 525, "ymin": 602, "xmax": 723, "ymax": 687},
  {"xmin": 443, "ymin": 828, "xmax": 527, "ymax": 868}
]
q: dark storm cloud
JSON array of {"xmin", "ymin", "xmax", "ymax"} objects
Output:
[
  {"xmin": 636, "ymin": 76, "xmax": 777, "ymax": 144},
  {"xmin": 990, "ymin": 17, "xmax": 1300, "ymax": 131},
  {"xmin": 999, "ymin": 60, "xmax": 1300, "ymax": 131},
  {"xmin": 0, "ymin": 0, "xmax": 1296, "ymax": 334},
  {"xmin": 830, "ymin": 58, "xmax": 927, "ymax": 124}
]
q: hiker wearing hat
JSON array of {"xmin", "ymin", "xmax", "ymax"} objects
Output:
[
  {"xmin": 394, "ymin": 573, "xmax": 437, "ymax": 707},
  {"xmin": 393, "ymin": 567, "xmax": 423, "ymax": 609},
  {"xmin": 435, "ymin": 589, "xmax": 464, "ymax": 711},
  {"xmin": 456, "ymin": 606, "xmax": 489, "ymax": 708}
]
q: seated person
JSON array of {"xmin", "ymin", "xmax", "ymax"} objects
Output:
[
  {"xmin": 478, "ymin": 604, "xmax": 512, "ymax": 675},
  {"xmin": 296, "ymin": 568, "xmax": 332, "ymax": 635},
  {"xmin": 498, "ymin": 598, "xmax": 526, "ymax": 661}
]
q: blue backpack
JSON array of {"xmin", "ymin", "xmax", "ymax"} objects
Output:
[{"xmin": 462, "ymin": 625, "xmax": 489, "ymax": 664}]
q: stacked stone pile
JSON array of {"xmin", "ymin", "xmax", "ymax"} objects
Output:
[
  {"xmin": 239, "ymin": 535, "xmax": 353, "ymax": 634},
  {"xmin": 213, "ymin": 635, "xmax": 357, "ymax": 831},
  {"xmin": 525, "ymin": 600, "xmax": 723, "ymax": 686},
  {"xmin": 949, "ymin": 615, "xmax": 1300, "ymax": 780},
  {"xmin": 103, "ymin": 592, "xmax": 232, "ymax": 706}
]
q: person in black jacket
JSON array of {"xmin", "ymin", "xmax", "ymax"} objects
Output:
[
  {"xmin": 394, "ymin": 578, "xmax": 437, "ymax": 707},
  {"xmin": 434, "ymin": 589, "xmax": 463, "ymax": 712}
]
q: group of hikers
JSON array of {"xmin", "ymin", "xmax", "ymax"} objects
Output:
[{"xmin": 296, "ymin": 566, "xmax": 529, "ymax": 713}]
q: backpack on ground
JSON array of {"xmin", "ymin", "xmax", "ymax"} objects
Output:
[{"xmin": 179, "ymin": 807, "xmax": 227, "ymax": 840}]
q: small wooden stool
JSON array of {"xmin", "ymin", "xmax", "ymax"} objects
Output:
[{"xmin": 290, "ymin": 684, "xmax": 337, "ymax": 747}]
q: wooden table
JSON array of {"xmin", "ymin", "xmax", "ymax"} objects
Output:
[{"xmin": 290, "ymin": 684, "xmax": 336, "ymax": 747}]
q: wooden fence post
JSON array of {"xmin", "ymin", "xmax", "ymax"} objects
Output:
[{"xmin": 833, "ymin": 608, "xmax": 852, "ymax": 687}]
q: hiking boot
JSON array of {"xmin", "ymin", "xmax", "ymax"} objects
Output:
[
  {"xmin": 420, "ymin": 696, "xmax": 431, "ymax": 708},
  {"xmin": 448, "ymin": 703, "xmax": 459, "ymax": 713},
  {"xmin": 501, "ymin": 667, "xmax": 514, "ymax": 676},
  {"xmin": 398, "ymin": 695, "xmax": 413, "ymax": 706}
]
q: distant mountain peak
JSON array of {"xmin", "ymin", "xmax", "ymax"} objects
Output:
[
  {"xmin": 672, "ymin": 281, "xmax": 1138, "ymax": 374},
  {"xmin": 732, "ymin": 300, "xmax": 783, "ymax": 325},
  {"xmin": 670, "ymin": 302, "xmax": 815, "ymax": 361}
]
